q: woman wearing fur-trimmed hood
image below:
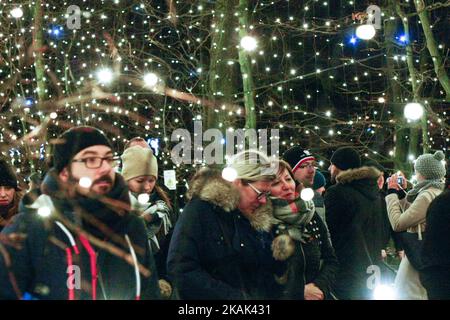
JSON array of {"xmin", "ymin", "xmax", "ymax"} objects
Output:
[{"xmin": 167, "ymin": 150, "xmax": 283, "ymax": 299}]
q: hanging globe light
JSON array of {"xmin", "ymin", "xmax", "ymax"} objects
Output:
[
  {"xmin": 10, "ymin": 8, "xmax": 24, "ymax": 18},
  {"xmin": 240, "ymin": 36, "xmax": 257, "ymax": 52},
  {"xmin": 404, "ymin": 102, "xmax": 424, "ymax": 121},
  {"xmin": 356, "ymin": 24, "xmax": 376, "ymax": 40}
]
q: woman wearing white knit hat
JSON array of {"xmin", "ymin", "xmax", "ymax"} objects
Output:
[
  {"xmin": 385, "ymin": 150, "xmax": 446, "ymax": 300},
  {"xmin": 121, "ymin": 145, "xmax": 174, "ymax": 298}
]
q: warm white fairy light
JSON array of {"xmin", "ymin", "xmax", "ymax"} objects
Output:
[
  {"xmin": 79, "ymin": 177, "xmax": 93, "ymax": 188},
  {"xmin": 144, "ymin": 72, "xmax": 159, "ymax": 87},
  {"xmin": 95, "ymin": 68, "xmax": 113, "ymax": 85},
  {"xmin": 138, "ymin": 193, "xmax": 150, "ymax": 204}
]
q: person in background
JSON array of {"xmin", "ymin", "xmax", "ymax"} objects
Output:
[
  {"xmin": 270, "ymin": 160, "xmax": 338, "ymax": 300},
  {"xmin": 0, "ymin": 158, "xmax": 23, "ymax": 232},
  {"xmin": 282, "ymin": 146, "xmax": 316, "ymax": 189},
  {"xmin": 121, "ymin": 145, "xmax": 174, "ymax": 298},
  {"xmin": 385, "ymin": 150, "xmax": 446, "ymax": 299},
  {"xmin": 312, "ymin": 170, "xmax": 327, "ymax": 224},
  {"xmin": 325, "ymin": 147, "xmax": 385, "ymax": 299},
  {"xmin": 420, "ymin": 189, "xmax": 450, "ymax": 299}
]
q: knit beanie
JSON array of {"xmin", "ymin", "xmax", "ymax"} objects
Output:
[
  {"xmin": 313, "ymin": 171, "xmax": 326, "ymax": 190},
  {"xmin": 0, "ymin": 158, "xmax": 18, "ymax": 190},
  {"xmin": 282, "ymin": 146, "xmax": 315, "ymax": 173},
  {"xmin": 121, "ymin": 146, "xmax": 158, "ymax": 181},
  {"xmin": 414, "ymin": 150, "xmax": 446, "ymax": 180},
  {"xmin": 226, "ymin": 150, "xmax": 276, "ymax": 182},
  {"xmin": 330, "ymin": 147, "xmax": 361, "ymax": 170},
  {"xmin": 52, "ymin": 126, "xmax": 113, "ymax": 173}
]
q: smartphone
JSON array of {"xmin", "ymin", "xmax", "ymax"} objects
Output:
[{"xmin": 397, "ymin": 177, "xmax": 403, "ymax": 185}]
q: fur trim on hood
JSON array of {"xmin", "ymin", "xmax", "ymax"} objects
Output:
[
  {"xmin": 336, "ymin": 166, "xmax": 381, "ymax": 184},
  {"xmin": 186, "ymin": 168, "xmax": 273, "ymax": 232}
]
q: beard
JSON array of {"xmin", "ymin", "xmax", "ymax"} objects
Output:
[{"xmin": 68, "ymin": 173, "xmax": 114, "ymax": 197}]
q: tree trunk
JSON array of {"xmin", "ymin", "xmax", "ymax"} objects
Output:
[
  {"xmin": 33, "ymin": 0, "xmax": 47, "ymax": 105},
  {"xmin": 414, "ymin": 0, "xmax": 450, "ymax": 99},
  {"xmin": 237, "ymin": 0, "xmax": 257, "ymax": 129},
  {"xmin": 385, "ymin": 1, "xmax": 409, "ymax": 173},
  {"xmin": 206, "ymin": 0, "xmax": 238, "ymax": 131},
  {"xmin": 395, "ymin": 2, "xmax": 427, "ymax": 157}
]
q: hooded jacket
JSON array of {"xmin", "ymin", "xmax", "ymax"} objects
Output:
[
  {"xmin": 324, "ymin": 166, "xmax": 387, "ymax": 300},
  {"xmin": 167, "ymin": 168, "xmax": 282, "ymax": 299},
  {"xmin": 0, "ymin": 169, "xmax": 160, "ymax": 300}
]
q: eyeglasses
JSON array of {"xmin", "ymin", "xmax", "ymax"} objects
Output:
[
  {"xmin": 247, "ymin": 183, "xmax": 271, "ymax": 201},
  {"xmin": 72, "ymin": 156, "xmax": 120, "ymax": 169},
  {"xmin": 298, "ymin": 162, "xmax": 317, "ymax": 169}
]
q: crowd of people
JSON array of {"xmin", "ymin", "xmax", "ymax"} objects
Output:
[{"xmin": 0, "ymin": 125, "xmax": 448, "ymax": 300}]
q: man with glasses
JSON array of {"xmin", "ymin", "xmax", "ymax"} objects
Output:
[
  {"xmin": 0, "ymin": 126, "xmax": 160, "ymax": 300},
  {"xmin": 282, "ymin": 146, "xmax": 317, "ymax": 188},
  {"xmin": 168, "ymin": 150, "xmax": 282, "ymax": 299}
]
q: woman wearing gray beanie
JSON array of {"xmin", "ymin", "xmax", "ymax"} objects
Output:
[{"xmin": 385, "ymin": 150, "xmax": 446, "ymax": 299}]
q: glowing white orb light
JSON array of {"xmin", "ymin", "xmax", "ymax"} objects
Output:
[
  {"xmin": 10, "ymin": 8, "xmax": 24, "ymax": 18},
  {"xmin": 300, "ymin": 188, "xmax": 314, "ymax": 201},
  {"xmin": 222, "ymin": 167, "xmax": 238, "ymax": 182},
  {"xmin": 378, "ymin": 97, "xmax": 385, "ymax": 103},
  {"xmin": 50, "ymin": 112, "xmax": 58, "ymax": 119},
  {"xmin": 356, "ymin": 24, "xmax": 376, "ymax": 40},
  {"xmin": 373, "ymin": 284, "xmax": 396, "ymax": 300},
  {"xmin": 144, "ymin": 73, "xmax": 159, "ymax": 87},
  {"xmin": 96, "ymin": 68, "xmax": 113, "ymax": 85},
  {"xmin": 404, "ymin": 102, "xmax": 424, "ymax": 121},
  {"xmin": 138, "ymin": 193, "xmax": 150, "ymax": 204},
  {"xmin": 38, "ymin": 207, "xmax": 52, "ymax": 217},
  {"xmin": 240, "ymin": 36, "xmax": 257, "ymax": 52},
  {"xmin": 79, "ymin": 177, "xmax": 93, "ymax": 188}
]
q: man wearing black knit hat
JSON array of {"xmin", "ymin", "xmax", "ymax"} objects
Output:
[
  {"xmin": 0, "ymin": 158, "xmax": 23, "ymax": 231},
  {"xmin": 324, "ymin": 147, "xmax": 385, "ymax": 300},
  {"xmin": 283, "ymin": 146, "xmax": 316, "ymax": 188},
  {"xmin": 0, "ymin": 126, "xmax": 160, "ymax": 300}
]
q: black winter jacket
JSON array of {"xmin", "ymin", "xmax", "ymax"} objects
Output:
[
  {"xmin": 324, "ymin": 166, "xmax": 387, "ymax": 300},
  {"xmin": 0, "ymin": 169, "xmax": 160, "ymax": 300},
  {"xmin": 167, "ymin": 169, "xmax": 282, "ymax": 299}
]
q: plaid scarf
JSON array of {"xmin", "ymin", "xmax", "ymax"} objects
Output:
[{"xmin": 271, "ymin": 196, "xmax": 315, "ymax": 243}]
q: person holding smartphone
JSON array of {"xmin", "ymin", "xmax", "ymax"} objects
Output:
[{"xmin": 385, "ymin": 151, "xmax": 446, "ymax": 299}]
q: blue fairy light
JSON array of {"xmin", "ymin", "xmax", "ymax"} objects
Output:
[
  {"xmin": 349, "ymin": 36, "xmax": 357, "ymax": 45},
  {"xmin": 48, "ymin": 25, "xmax": 64, "ymax": 40},
  {"xmin": 25, "ymin": 98, "xmax": 34, "ymax": 106}
]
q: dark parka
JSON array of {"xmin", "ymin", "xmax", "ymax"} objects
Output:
[
  {"xmin": 167, "ymin": 169, "xmax": 282, "ymax": 299},
  {"xmin": 0, "ymin": 170, "xmax": 160, "ymax": 300},
  {"xmin": 420, "ymin": 190, "xmax": 450, "ymax": 299},
  {"xmin": 324, "ymin": 166, "xmax": 387, "ymax": 300}
]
